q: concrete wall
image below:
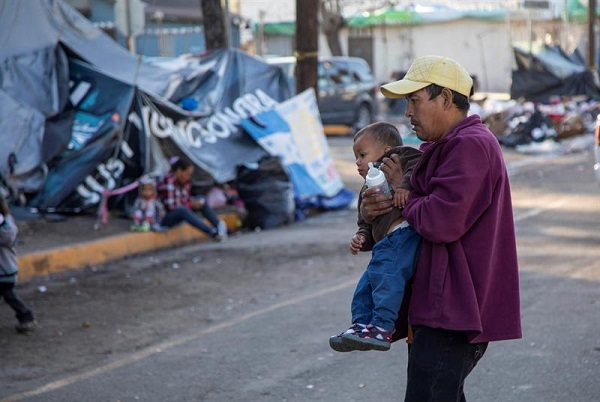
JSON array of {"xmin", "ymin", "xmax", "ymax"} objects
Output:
[
  {"xmin": 369, "ymin": 19, "xmax": 513, "ymax": 93},
  {"xmin": 367, "ymin": 19, "xmax": 590, "ymax": 93},
  {"xmin": 260, "ymin": 16, "xmax": 590, "ymax": 94}
]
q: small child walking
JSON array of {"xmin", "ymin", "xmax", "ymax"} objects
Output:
[
  {"xmin": 329, "ymin": 122, "xmax": 422, "ymax": 352},
  {"xmin": 130, "ymin": 176, "xmax": 165, "ymax": 232},
  {"xmin": 0, "ymin": 194, "xmax": 37, "ymax": 334}
]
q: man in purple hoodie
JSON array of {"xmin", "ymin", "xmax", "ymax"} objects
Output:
[{"xmin": 361, "ymin": 56, "xmax": 522, "ymax": 401}]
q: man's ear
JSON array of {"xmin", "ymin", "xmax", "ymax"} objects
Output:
[{"xmin": 441, "ymin": 88, "xmax": 453, "ymax": 108}]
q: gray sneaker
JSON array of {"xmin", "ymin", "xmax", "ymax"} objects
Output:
[
  {"xmin": 16, "ymin": 320, "xmax": 38, "ymax": 334},
  {"xmin": 329, "ymin": 323, "xmax": 368, "ymax": 352},
  {"xmin": 217, "ymin": 220, "xmax": 228, "ymax": 240},
  {"xmin": 341, "ymin": 324, "xmax": 393, "ymax": 351},
  {"xmin": 150, "ymin": 223, "xmax": 167, "ymax": 232}
]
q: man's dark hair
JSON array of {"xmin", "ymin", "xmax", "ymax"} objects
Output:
[
  {"xmin": 426, "ymin": 84, "xmax": 471, "ymax": 112},
  {"xmin": 354, "ymin": 121, "xmax": 403, "ymax": 147}
]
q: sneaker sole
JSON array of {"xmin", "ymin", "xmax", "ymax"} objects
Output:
[
  {"xmin": 329, "ymin": 336, "xmax": 354, "ymax": 352},
  {"xmin": 341, "ymin": 333, "xmax": 391, "ymax": 351},
  {"xmin": 329, "ymin": 336, "xmax": 370, "ymax": 352}
]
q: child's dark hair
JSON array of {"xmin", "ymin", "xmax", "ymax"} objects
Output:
[
  {"xmin": 353, "ymin": 122, "xmax": 403, "ymax": 147},
  {"xmin": 0, "ymin": 193, "xmax": 9, "ymax": 216},
  {"xmin": 169, "ymin": 156, "xmax": 193, "ymax": 172}
]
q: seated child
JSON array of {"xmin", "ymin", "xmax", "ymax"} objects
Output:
[
  {"xmin": 157, "ymin": 157, "xmax": 227, "ymax": 241},
  {"xmin": 130, "ymin": 176, "xmax": 165, "ymax": 232}
]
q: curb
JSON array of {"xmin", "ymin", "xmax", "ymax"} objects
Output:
[
  {"xmin": 324, "ymin": 125, "xmax": 352, "ymax": 136},
  {"xmin": 17, "ymin": 213, "xmax": 241, "ymax": 282}
]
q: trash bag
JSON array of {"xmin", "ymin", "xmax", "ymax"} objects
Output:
[{"xmin": 236, "ymin": 156, "xmax": 295, "ymax": 230}]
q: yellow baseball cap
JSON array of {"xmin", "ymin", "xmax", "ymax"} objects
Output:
[{"xmin": 381, "ymin": 55, "xmax": 473, "ymax": 98}]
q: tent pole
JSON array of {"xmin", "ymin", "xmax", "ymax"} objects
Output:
[{"xmin": 125, "ymin": 0, "xmax": 135, "ymax": 53}]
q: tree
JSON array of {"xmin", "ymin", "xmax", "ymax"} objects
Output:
[
  {"xmin": 201, "ymin": 0, "xmax": 228, "ymax": 50},
  {"xmin": 320, "ymin": 0, "xmax": 345, "ymax": 56}
]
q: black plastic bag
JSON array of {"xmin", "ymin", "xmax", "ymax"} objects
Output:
[{"xmin": 236, "ymin": 157, "xmax": 295, "ymax": 230}]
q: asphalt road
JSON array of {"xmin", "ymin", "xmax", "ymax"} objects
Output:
[{"xmin": 1, "ymin": 134, "xmax": 599, "ymax": 402}]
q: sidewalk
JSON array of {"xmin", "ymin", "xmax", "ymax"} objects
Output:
[{"xmin": 16, "ymin": 211, "xmax": 242, "ymax": 282}]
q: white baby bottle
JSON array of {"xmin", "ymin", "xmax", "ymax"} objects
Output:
[{"xmin": 365, "ymin": 162, "xmax": 392, "ymax": 196}]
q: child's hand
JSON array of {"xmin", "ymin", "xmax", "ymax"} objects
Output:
[
  {"xmin": 394, "ymin": 188, "xmax": 410, "ymax": 209},
  {"xmin": 191, "ymin": 198, "xmax": 205, "ymax": 210},
  {"xmin": 350, "ymin": 233, "xmax": 366, "ymax": 255}
]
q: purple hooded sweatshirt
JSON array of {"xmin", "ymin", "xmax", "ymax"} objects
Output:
[{"xmin": 403, "ymin": 115, "xmax": 522, "ymax": 343}]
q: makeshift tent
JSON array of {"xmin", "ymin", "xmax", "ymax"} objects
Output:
[
  {"xmin": 0, "ymin": 0, "xmax": 350, "ymax": 221},
  {"xmin": 1, "ymin": 0, "xmax": 181, "ymax": 208},
  {"xmin": 510, "ymin": 44, "xmax": 600, "ymax": 101}
]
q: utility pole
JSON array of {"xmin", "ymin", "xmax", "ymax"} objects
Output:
[
  {"xmin": 201, "ymin": 0, "xmax": 228, "ymax": 50},
  {"xmin": 258, "ymin": 9, "xmax": 265, "ymax": 56},
  {"xmin": 224, "ymin": 0, "xmax": 231, "ymax": 46},
  {"xmin": 295, "ymin": 0, "xmax": 319, "ymax": 96},
  {"xmin": 589, "ymin": 0, "xmax": 597, "ymax": 72},
  {"xmin": 115, "ymin": 0, "xmax": 145, "ymax": 53}
]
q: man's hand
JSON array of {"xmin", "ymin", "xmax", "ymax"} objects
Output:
[
  {"xmin": 380, "ymin": 153, "xmax": 404, "ymax": 190},
  {"xmin": 350, "ymin": 233, "xmax": 366, "ymax": 255},
  {"xmin": 360, "ymin": 187, "xmax": 394, "ymax": 223}
]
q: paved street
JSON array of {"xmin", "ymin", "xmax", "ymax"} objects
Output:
[{"xmin": 1, "ymin": 134, "xmax": 599, "ymax": 402}]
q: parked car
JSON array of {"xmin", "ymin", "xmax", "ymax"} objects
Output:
[{"xmin": 267, "ymin": 56, "xmax": 378, "ymax": 133}]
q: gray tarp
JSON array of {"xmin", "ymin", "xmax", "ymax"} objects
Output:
[
  {"xmin": 0, "ymin": 0, "xmax": 198, "ymax": 196},
  {"xmin": 0, "ymin": 0, "xmax": 175, "ymax": 96},
  {"xmin": 510, "ymin": 44, "xmax": 600, "ymax": 101}
]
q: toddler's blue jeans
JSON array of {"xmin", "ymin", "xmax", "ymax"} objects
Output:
[{"xmin": 350, "ymin": 225, "xmax": 420, "ymax": 332}]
